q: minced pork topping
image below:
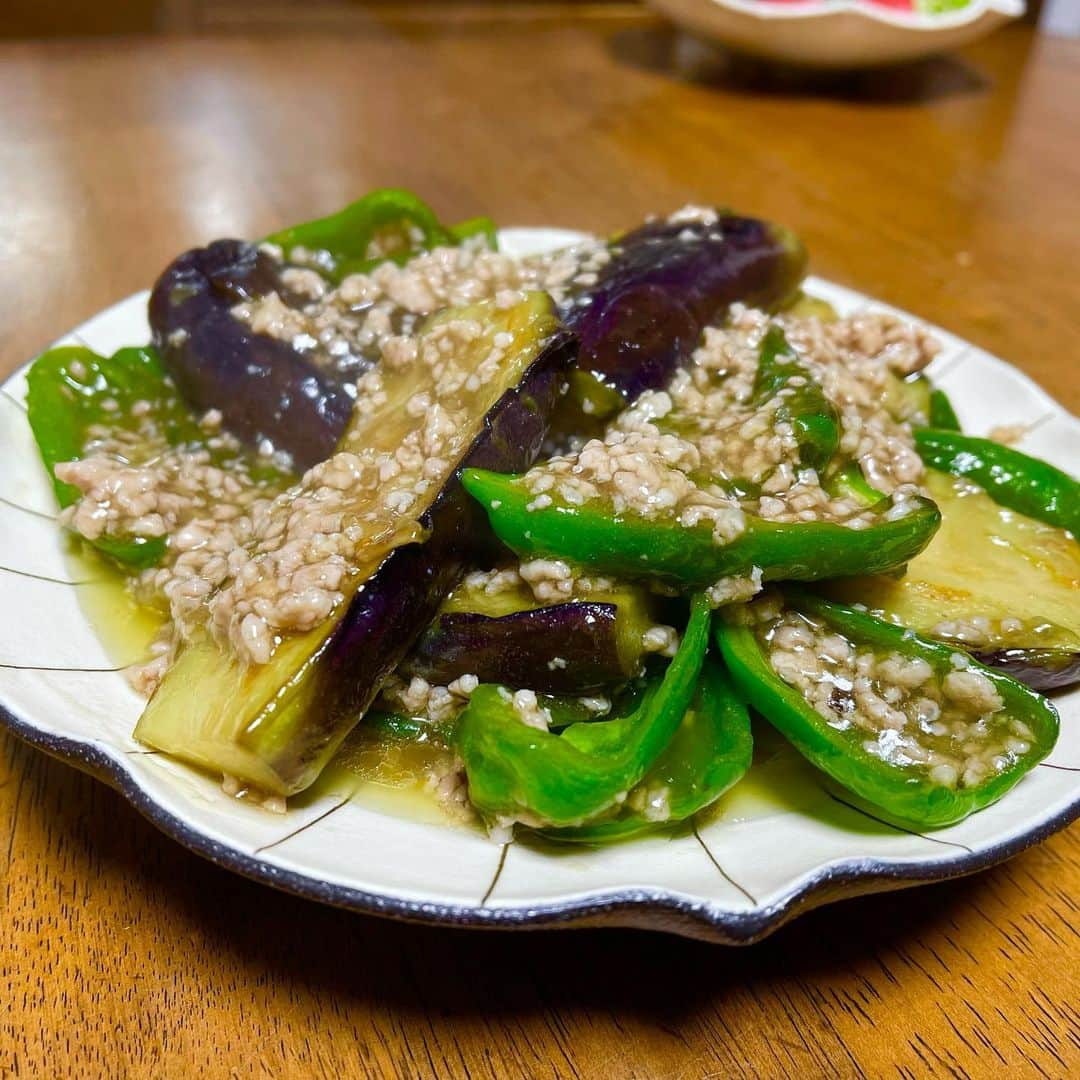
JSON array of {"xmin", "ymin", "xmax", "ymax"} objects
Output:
[
  {"xmin": 54, "ymin": 410, "xmax": 278, "ymax": 548},
  {"xmin": 516, "ymin": 304, "xmax": 935, "ymax": 605},
  {"xmin": 237, "ymin": 235, "xmax": 610, "ymax": 384},
  {"xmin": 378, "ymin": 672, "xmax": 480, "ymax": 726},
  {"xmin": 61, "ymin": 291, "xmax": 546, "ymax": 687},
  {"xmin": 55, "ymin": 224, "xmax": 941, "ymax": 702},
  {"xmin": 744, "ymin": 595, "xmax": 1033, "ymax": 791}
]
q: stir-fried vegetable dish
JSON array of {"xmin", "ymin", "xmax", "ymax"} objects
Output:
[{"xmin": 26, "ymin": 189, "xmax": 1076, "ymax": 837}]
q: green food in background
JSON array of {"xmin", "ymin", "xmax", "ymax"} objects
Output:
[{"xmin": 266, "ymin": 187, "xmax": 496, "ymax": 283}]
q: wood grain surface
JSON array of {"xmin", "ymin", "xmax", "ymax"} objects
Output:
[{"xmin": 1, "ymin": 14, "xmax": 1078, "ymax": 1078}]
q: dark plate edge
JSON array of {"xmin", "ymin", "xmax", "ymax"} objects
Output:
[{"xmin": 4, "ymin": 698, "xmax": 1079, "ymax": 945}]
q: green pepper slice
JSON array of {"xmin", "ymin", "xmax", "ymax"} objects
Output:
[
  {"xmin": 539, "ymin": 655, "xmax": 752, "ymax": 843},
  {"xmin": 25, "ymin": 345, "xmax": 196, "ymax": 568},
  {"xmin": 448, "ymin": 215, "xmax": 499, "ymax": 250},
  {"xmin": 822, "ymin": 462, "xmax": 886, "ymax": 507},
  {"xmin": 752, "ymin": 325, "xmax": 840, "ymax": 471},
  {"xmin": 455, "ymin": 593, "xmax": 712, "ymax": 829},
  {"xmin": 25, "ymin": 343, "xmax": 290, "ymax": 570},
  {"xmin": 915, "ymin": 428, "xmax": 1079, "ymax": 535},
  {"xmin": 927, "ymin": 389, "xmax": 961, "ymax": 432},
  {"xmin": 265, "ymin": 188, "xmax": 495, "ymax": 283},
  {"xmin": 715, "ymin": 591, "xmax": 1059, "ymax": 828},
  {"xmin": 361, "ymin": 711, "xmax": 442, "ymax": 743},
  {"xmin": 462, "ymin": 468, "xmax": 940, "ymax": 589}
]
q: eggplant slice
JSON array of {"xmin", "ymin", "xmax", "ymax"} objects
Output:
[
  {"xmin": 149, "ymin": 239, "xmax": 355, "ymax": 470},
  {"xmin": 568, "ymin": 214, "xmax": 806, "ymax": 402},
  {"xmin": 405, "ymin": 575, "xmax": 663, "ymax": 694},
  {"xmin": 136, "ymin": 293, "xmax": 575, "ymax": 795},
  {"xmin": 828, "ymin": 470, "xmax": 1080, "ymax": 691}
]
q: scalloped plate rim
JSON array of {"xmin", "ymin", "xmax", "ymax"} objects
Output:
[{"xmin": 2, "ymin": 695, "xmax": 1078, "ymax": 943}]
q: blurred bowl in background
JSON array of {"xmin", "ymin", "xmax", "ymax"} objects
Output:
[{"xmin": 646, "ymin": 0, "xmax": 1025, "ymax": 68}]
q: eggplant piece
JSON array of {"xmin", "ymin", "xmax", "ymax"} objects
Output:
[
  {"xmin": 408, "ymin": 599, "xmax": 659, "ymax": 697},
  {"xmin": 883, "ymin": 372, "xmax": 932, "ymax": 426},
  {"xmin": 409, "ymin": 604, "xmax": 625, "ymax": 693},
  {"xmin": 971, "ymin": 650, "xmax": 1080, "ymax": 693},
  {"xmin": 403, "ymin": 567, "xmax": 664, "ymax": 692},
  {"xmin": 135, "ymin": 293, "xmax": 575, "ymax": 796},
  {"xmin": 149, "ymin": 239, "xmax": 355, "ymax": 470},
  {"xmin": 827, "ymin": 470, "xmax": 1080, "ymax": 691},
  {"xmin": 567, "ymin": 214, "xmax": 806, "ymax": 406},
  {"xmin": 883, "ymin": 375, "xmax": 962, "ymax": 431}
]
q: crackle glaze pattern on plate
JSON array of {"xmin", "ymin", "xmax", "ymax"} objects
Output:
[{"xmin": 0, "ymin": 227, "xmax": 1076, "ymax": 944}]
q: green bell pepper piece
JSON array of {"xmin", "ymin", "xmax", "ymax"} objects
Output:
[
  {"xmin": 539, "ymin": 655, "xmax": 752, "ymax": 843},
  {"xmin": 715, "ymin": 590, "xmax": 1059, "ymax": 829},
  {"xmin": 915, "ymin": 428, "xmax": 1079, "ymax": 535},
  {"xmin": 448, "ymin": 215, "xmax": 499, "ymax": 250},
  {"xmin": 25, "ymin": 343, "xmax": 291, "ymax": 570},
  {"xmin": 265, "ymin": 188, "xmax": 496, "ymax": 283},
  {"xmin": 822, "ymin": 462, "xmax": 886, "ymax": 507},
  {"xmin": 361, "ymin": 711, "xmax": 441, "ymax": 743},
  {"xmin": 927, "ymin": 389, "xmax": 961, "ymax": 432},
  {"xmin": 752, "ymin": 325, "xmax": 839, "ymax": 471},
  {"xmin": 25, "ymin": 344, "xmax": 200, "ymax": 568},
  {"xmin": 461, "ymin": 468, "xmax": 941, "ymax": 589},
  {"xmin": 455, "ymin": 593, "xmax": 712, "ymax": 828}
]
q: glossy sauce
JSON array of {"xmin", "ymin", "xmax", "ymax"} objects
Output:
[
  {"xmin": 68, "ymin": 539, "xmax": 465, "ymax": 824},
  {"xmin": 66, "ymin": 543, "xmax": 165, "ymax": 665},
  {"xmin": 70, "ymin": 538, "xmax": 810, "ymax": 834},
  {"xmin": 702, "ymin": 720, "xmax": 825, "ymax": 826},
  {"xmin": 330, "ymin": 725, "xmax": 462, "ymax": 827}
]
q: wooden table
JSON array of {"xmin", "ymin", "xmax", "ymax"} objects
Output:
[{"xmin": 2, "ymin": 14, "xmax": 1078, "ymax": 1077}]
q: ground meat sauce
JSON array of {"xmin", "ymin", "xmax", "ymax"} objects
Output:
[
  {"xmin": 54, "ymin": 409, "xmax": 280, "ymax": 548},
  {"xmin": 516, "ymin": 303, "xmax": 936, "ymax": 604},
  {"xmin": 62, "ymin": 289, "xmax": 552, "ymax": 690},
  {"xmin": 745, "ymin": 594, "xmax": 1034, "ymax": 791},
  {"xmin": 236, "ymin": 235, "xmax": 609, "ymax": 385},
  {"xmin": 53, "ymin": 213, "xmax": 939, "ymax": 700}
]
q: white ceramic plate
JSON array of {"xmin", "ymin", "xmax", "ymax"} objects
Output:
[{"xmin": 1, "ymin": 227, "xmax": 1077, "ymax": 944}]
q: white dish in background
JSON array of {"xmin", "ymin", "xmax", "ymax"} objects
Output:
[
  {"xmin": 0, "ymin": 227, "xmax": 1076, "ymax": 944},
  {"xmin": 646, "ymin": 0, "xmax": 1024, "ymax": 68}
]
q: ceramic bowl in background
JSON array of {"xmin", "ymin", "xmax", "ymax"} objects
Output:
[{"xmin": 646, "ymin": 0, "xmax": 1025, "ymax": 68}]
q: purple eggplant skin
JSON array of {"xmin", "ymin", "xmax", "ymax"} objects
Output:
[
  {"xmin": 407, "ymin": 602, "xmax": 626, "ymax": 694},
  {"xmin": 148, "ymin": 239, "xmax": 355, "ymax": 470},
  {"xmin": 567, "ymin": 214, "xmax": 807, "ymax": 401},
  {"xmin": 973, "ymin": 649, "xmax": 1080, "ymax": 693},
  {"xmin": 266, "ymin": 329, "xmax": 579, "ymax": 783}
]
